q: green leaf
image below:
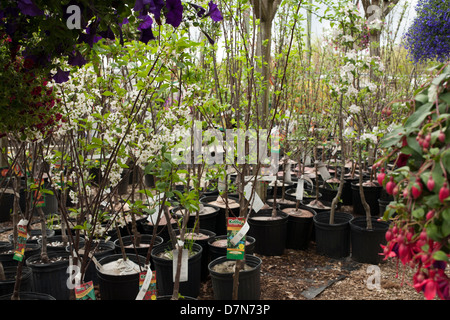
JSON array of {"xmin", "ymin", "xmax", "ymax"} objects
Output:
[
  {"xmin": 432, "ymin": 250, "xmax": 449, "ymax": 262},
  {"xmin": 102, "ymin": 91, "xmax": 114, "ymax": 96},
  {"xmin": 404, "ymin": 102, "xmax": 433, "ymax": 129}
]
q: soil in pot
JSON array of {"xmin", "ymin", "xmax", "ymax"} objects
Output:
[
  {"xmin": 200, "ymin": 196, "xmax": 240, "ymax": 236},
  {"xmin": 96, "ymin": 254, "xmax": 147, "ymax": 300},
  {"xmin": 351, "ymin": 181, "xmax": 383, "ymax": 216},
  {"xmin": 151, "ymin": 242, "xmax": 202, "ymax": 298},
  {"xmin": 38, "ymin": 235, "xmax": 85, "ymax": 252},
  {"xmin": 282, "ymin": 206, "xmax": 316, "ymax": 250},
  {"xmin": 350, "ymin": 216, "xmax": 390, "ymax": 265},
  {"xmin": 82, "ymin": 240, "xmax": 116, "ymax": 286},
  {"xmin": 302, "ymin": 199, "xmax": 336, "ymax": 214},
  {"xmin": 172, "ymin": 205, "xmax": 219, "ymax": 234},
  {"xmin": 0, "ymin": 266, "xmax": 33, "ymax": 296},
  {"xmin": 247, "ymin": 209, "xmax": 288, "ymax": 256},
  {"xmin": 208, "ymin": 235, "xmax": 256, "ymax": 262},
  {"xmin": 313, "ymin": 211, "xmax": 353, "ymax": 259},
  {"xmin": 285, "ymin": 187, "xmax": 322, "ymax": 203},
  {"xmin": 208, "ymin": 255, "xmax": 261, "ymax": 300},
  {"xmin": 26, "ymin": 251, "xmax": 71, "ymax": 300}
]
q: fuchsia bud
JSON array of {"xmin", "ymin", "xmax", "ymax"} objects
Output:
[
  {"xmin": 377, "ymin": 168, "xmax": 386, "ymax": 186},
  {"xmin": 427, "ymin": 176, "xmax": 435, "ymax": 191},
  {"xmin": 386, "ymin": 177, "xmax": 396, "ymax": 195},
  {"xmin": 438, "ymin": 131, "xmax": 445, "ymax": 143},
  {"xmin": 426, "ymin": 210, "xmax": 435, "ymax": 220},
  {"xmin": 411, "ymin": 181, "xmax": 423, "ymax": 199},
  {"xmin": 439, "ymin": 182, "xmax": 449, "ymax": 203}
]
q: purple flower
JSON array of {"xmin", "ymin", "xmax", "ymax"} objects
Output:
[
  {"xmin": 140, "ymin": 27, "xmax": 155, "ymax": 44},
  {"xmin": 165, "ymin": 0, "xmax": 183, "ymax": 28},
  {"xmin": 17, "ymin": 0, "xmax": 43, "ymax": 16},
  {"xmin": 68, "ymin": 51, "xmax": 87, "ymax": 67},
  {"xmin": 138, "ymin": 14, "xmax": 153, "ymax": 30},
  {"xmin": 205, "ymin": 1, "xmax": 223, "ymax": 22},
  {"xmin": 119, "ymin": 17, "xmax": 129, "ymax": 27},
  {"xmin": 189, "ymin": 3, "xmax": 206, "ymax": 18},
  {"xmin": 53, "ymin": 68, "xmax": 70, "ymax": 84},
  {"xmin": 134, "ymin": 0, "xmax": 164, "ymax": 23}
]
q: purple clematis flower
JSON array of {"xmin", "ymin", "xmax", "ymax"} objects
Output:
[
  {"xmin": 17, "ymin": 0, "xmax": 43, "ymax": 16},
  {"xmin": 165, "ymin": 0, "xmax": 183, "ymax": 28},
  {"xmin": 205, "ymin": 1, "xmax": 223, "ymax": 22},
  {"xmin": 53, "ymin": 68, "xmax": 70, "ymax": 84},
  {"xmin": 134, "ymin": 0, "xmax": 164, "ymax": 23},
  {"xmin": 140, "ymin": 27, "xmax": 155, "ymax": 44},
  {"xmin": 189, "ymin": 3, "xmax": 206, "ymax": 18}
]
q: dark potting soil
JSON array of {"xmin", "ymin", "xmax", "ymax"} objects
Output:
[
  {"xmin": 27, "ymin": 255, "xmax": 69, "ymax": 265},
  {"xmin": 282, "ymin": 208, "xmax": 314, "ymax": 218}
]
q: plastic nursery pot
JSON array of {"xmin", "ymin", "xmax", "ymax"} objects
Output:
[
  {"xmin": 26, "ymin": 251, "xmax": 71, "ymax": 300},
  {"xmin": 0, "ymin": 192, "xmax": 14, "ymax": 222},
  {"xmin": 313, "ymin": 211, "xmax": 353, "ymax": 259},
  {"xmin": 200, "ymin": 196, "xmax": 240, "ymax": 236},
  {"xmin": 247, "ymin": 209, "xmax": 288, "ymax": 256},
  {"xmin": 114, "ymin": 234, "xmax": 163, "ymax": 270},
  {"xmin": 208, "ymin": 254, "xmax": 262, "ymax": 300},
  {"xmin": 282, "ymin": 205, "xmax": 317, "ymax": 250},
  {"xmin": 172, "ymin": 205, "xmax": 220, "ymax": 234},
  {"xmin": 0, "ymin": 292, "xmax": 56, "ymax": 300},
  {"xmin": 174, "ymin": 229, "xmax": 216, "ymax": 281},
  {"xmin": 351, "ymin": 182, "xmax": 383, "ymax": 216},
  {"xmin": 151, "ymin": 242, "xmax": 203, "ymax": 298},
  {"xmin": 350, "ymin": 216, "xmax": 390, "ymax": 265},
  {"xmin": 0, "ymin": 243, "xmax": 41, "ymax": 268},
  {"xmin": 96, "ymin": 254, "xmax": 147, "ymax": 300},
  {"xmin": 0, "ymin": 266, "xmax": 33, "ymax": 296},
  {"xmin": 141, "ymin": 214, "xmax": 178, "ymax": 243},
  {"xmin": 83, "ymin": 240, "xmax": 116, "ymax": 286},
  {"xmin": 208, "ymin": 235, "xmax": 256, "ymax": 262}
]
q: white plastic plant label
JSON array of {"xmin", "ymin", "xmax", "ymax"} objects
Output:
[
  {"xmin": 172, "ymin": 249, "xmax": 188, "ymax": 282},
  {"xmin": 317, "ymin": 162, "xmax": 331, "ymax": 181},
  {"xmin": 244, "ymin": 182, "xmax": 264, "ymax": 213},
  {"xmin": 136, "ymin": 265, "xmax": 152, "ymax": 300},
  {"xmin": 296, "ymin": 178, "xmax": 304, "ymax": 201},
  {"xmin": 230, "ymin": 221, "xmax": 250, "ymax": 247}
]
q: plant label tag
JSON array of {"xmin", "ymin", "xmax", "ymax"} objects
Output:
[
  {"xmin": 172, "ymin": 249, "xmax": 188, "ymax": 282},
  {"xmin": 227, "ymin": 217, "xmax": 247, "ymax": 260},
  {"xmin": 305, "ymin": 155, "xmax": 311, "ymax": 166},
  {"xmin": 75, "ymin": 281, "xmax": 96, "ymax": 300},
  {"xmin": 285, "ymin": 169, "xmax": 292, "ymax": 183},
  {"xmin": 318, "ymin": 162, "xmax": 331, "ymax": 181},
  {"xmin": 244, "ymin": 183, "xmax": 264, "ymax": 213},
  {"xmin": 13, "ymin": 219, "xmax": 28, "ymax": 262},
  {"xmin": 296, "ymin": 178, "xmax": 304, "ymax": 201},
  {"xmin": 136, "ymin": 266, "xmax": 154, "ymax": 300}
]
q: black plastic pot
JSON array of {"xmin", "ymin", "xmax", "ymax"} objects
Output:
[
  {"xmin": 0, "ymin": 292, "xmax": 56, "ymax": 300},
  {"xmin": 208, "ymin": 235, "xmax": 256, "ymax": 262},
  {"xmin": 141, "ymin": 216, "xmax": 177, "ymax": 243},
  {"xmin": 0, "ymin": 266, "xmax": 33, "ymax": 296},
  {"xmin": 208, "ymin": 255, "xmax": 262, "ymax": 300},
  {"xmin": 351, "ymin": 182, "xmax": 383, "ymax": 216},
  {"xmin": 174, "ymin": 229, "xmax": 215, "ymax": 281},
  {"xmin": 247, "ymin": 209, "xmax": 288, "ymax": 256},
  {"xmin": 0, "ymin": 192, "xmax": 14, "ymax": 222},
  {"xmin": 200, "ymin": 196, "xmax": 240, "ymax": 236},
  {"xmin": 313, "ymin": 211, "xmax": 353, "ymax": 259},
  {"xmin": 302, "ymin": 199, "xmax": 336, "ymax": 214},
  {"xmin": 83, "ymin": 240, "xmax": 116, "ymax": 286},
  {"xmin": 96, "ymin": 253, "xmax": 147, "ymax": 300},
  {"xmin": 0, "ymin": 243, "xmax": 41, "ymax": 268},
  {"xmin": 172, "ymin": 205, "xmax": 220, "ymax": 234},
  {"xmin": 285, "ymin": 187, "xmax": 321, "ymax": 203},
  {"xmin": 318, "ymin": 182, "xmax": 340, "ymax": 203},
  {"xmin": 282, "ymin": 205, "xmax": 316, "ymax": 250},
  {"xmin": 343, "ymin": 176, "xmax": 360, "ymax": 205},
  {"xmin": 26, "ymin": 251, "xmax": 71, "ymax": 300},
  {"xmin": 350, "ymin": 216, "xmax": 390, "ymax": 264},
  {"xmin": 151, "ymin": 242, "xmax": 202, "ymax": 298},
  {"xmin": 114, "ymin": 234, "xmax": 163, "ymax": 270}
]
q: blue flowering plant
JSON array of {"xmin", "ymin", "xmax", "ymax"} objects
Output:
[{"xmin": 403, "ymin": 0, "xmax": 450, "ymax": 64}]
